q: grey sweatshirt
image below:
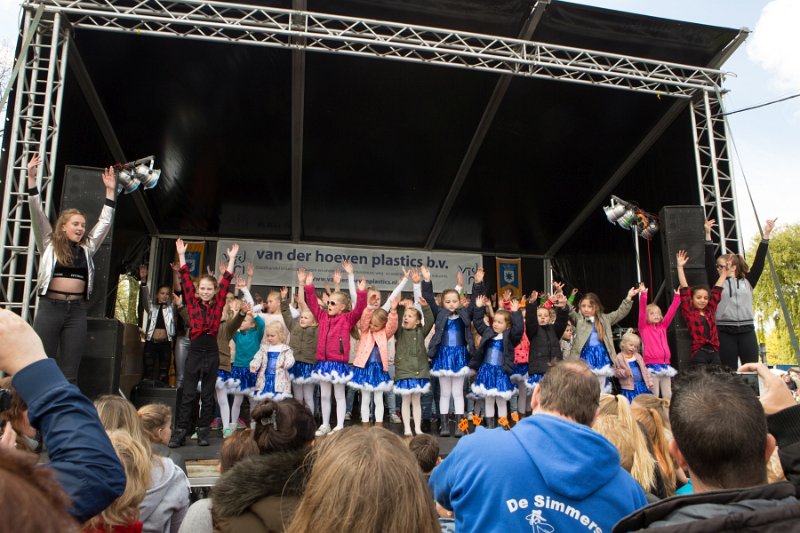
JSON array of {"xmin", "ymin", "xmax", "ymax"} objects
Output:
[{"xmin": 140, "ymin": 456, "xmax": 191, "ymax": 533}]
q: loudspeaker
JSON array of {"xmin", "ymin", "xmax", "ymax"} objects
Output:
[
  {"xmin": 659, "ymin": 206, "xmax": 708, "ymax": 370},
  {"xmin": 61, "ymin": 166, "xmax": 115, "ymax": 318},
  {"xmin": 76, "ymin": 318, "xmax": 142, "ymax": 399},
  {"xmin": 131, "ymin": 382, "xmax": 178, "ymax": 421}
]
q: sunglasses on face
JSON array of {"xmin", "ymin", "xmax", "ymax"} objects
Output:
[
  {"xmin": 716, "ymin": 264, "xmax": 725, "ymax": 269},
  {"xmin": 327, "ymin": 301, "xmax": 339, "ymax": 307}
]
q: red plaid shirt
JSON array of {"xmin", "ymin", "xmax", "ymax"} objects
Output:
[
  {"xmin": 180, "ymin": 265, "xmax": 233, "ymax": 340},
  {"xmin": 679, "ymin": 286, "xmax": 722, "ymax": 355}
]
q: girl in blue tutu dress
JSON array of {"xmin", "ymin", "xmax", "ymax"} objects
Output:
[
  {"xmin": 421, "ymin": 266, "xmax": 484, "ymax": 438},
  {"xmin": 568, "ymin": 288, "xmax": 638, "ymax": 391},
  {"xmin": 283, "ymin": 268, "xmax": 320, "ymax": 416},
  {"xmin": 393, "ymin": 297, "xmax": 435, "ymax": 436},
  {"xmin": 348, "ymin": 299, "xmax": 399, "ymax": 427},
  {"xmin": 227, "ymin": 307, "xmax": 265, "ymax": 437},
  {"xmin": 613, "ymin": 330, "xmax": 653, "ymax": 402},
  {"xmin": 251, "ymin": 321, "xmax": 295, "ymax": 402},
  {"xmin": 470, "ymin": 295, "xmax": 524, "ymax": 429}
]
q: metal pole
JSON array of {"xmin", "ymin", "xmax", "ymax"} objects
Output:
[{"xmin": 632, "ymin": 229, "xmax": 642, "ymax": 284}]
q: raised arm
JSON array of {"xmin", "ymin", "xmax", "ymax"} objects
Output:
[
  {"xmin": 345, "ymin": 278, "xmax": 369, "ymax": 328},
  {"xmin": 605, "ymin": 286, "xmax": 637, "ymax": 325},
  {"xmin": 662, "ymin": 290, "xmax": 681, "ymax": 328},
  {"xmin": 637, "ymin": 285, "xmax": 648, "ymax": 331},
  {"xmin": 420, "ymin": 266, "xmax": 440, "ymax": 317},
  {"xmin": 676, "ymin": 250, "xmax": 689, "ymax": 288},
  {"xmin": 381, "ymin": 273, "xmax": 408, "ymax": 312},
  {"xmin": 26, "ymin": 155, "xmax": 54, "ymax": 251},
  {"xmin": 303, "ymin": 273, "xmax": 325, "ymax": 322},
  {"xmin": 1, "ymin": 310, "xmax": 125, "ymax": 523},
  {"xmin": 472, "ymin": 295, "xmax": 491, "ymax": 336},
  {"xmin": 386, "ymin": 298, "xmax": 399, "ymax": 338},
  {"xmin": 84, "ymin": 166, "xmax": 117, "ymax": 255},
  {"xmin": 342, "ymin": 260, "xmax": 357, "ymax": 303},
  {"xmin": 420, "ymin": 300, "xmax": 435, "ymax": 336},
  {"xmin": 747, "ymin": 218, "xmax": 775, "ymax": 288},
  {"xmin": 525, "ymin": 291, "xmax": 540, "ymax": 343},
  {"xmin": 704, "ymin": 219, "xmax": 719, "ymax": 285}
]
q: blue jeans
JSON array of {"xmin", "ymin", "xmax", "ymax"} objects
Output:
[{"xmin": 33, "ymin": 297, "xmax": 87, "ymax": 384}]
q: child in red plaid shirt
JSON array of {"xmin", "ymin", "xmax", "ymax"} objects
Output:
[
  {"xmin": 169, "ymin": 238, "xmax": 239, "ymax": 448},
  {"xmin": 676, "ymin": 250, "xmax": 729, "ymax": 366}
]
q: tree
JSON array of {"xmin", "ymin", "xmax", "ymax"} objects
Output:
[{"xmin": 749, "ymin": 224, "xmax": 800, "ymax": 365}]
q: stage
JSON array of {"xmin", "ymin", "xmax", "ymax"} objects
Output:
[{"xmin": 183, "ymin": 419, "xmax": 463, "ymax": 489}]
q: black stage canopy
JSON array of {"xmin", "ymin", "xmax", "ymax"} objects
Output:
[{"xmin": 37, "ymin": 0, "xmax": 741, "ymax": 300}]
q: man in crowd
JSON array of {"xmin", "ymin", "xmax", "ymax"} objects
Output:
[
  {"xmin": 0, "ymin": 309, "xmax": 125, "ymax": 526},
  {"xmin": 614, "ymin": 364, "xmax": 800, "ymax": 531},
  {"xmin": 430, "ymin": 360, "xmax": 647, "ymax": 533}
]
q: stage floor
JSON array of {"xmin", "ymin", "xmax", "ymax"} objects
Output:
[{"xmin": 182, "ymin": 420, "xmax": 462, "ymax": 487}]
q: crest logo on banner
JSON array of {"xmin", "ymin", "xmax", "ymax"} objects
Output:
[
  {"xmin": 178, "ymin": 242, "xmax": 206, "ymax": 279},
  {"xmin": 496, "ymin": 257, "xmax": 523, "ymax": 298}
]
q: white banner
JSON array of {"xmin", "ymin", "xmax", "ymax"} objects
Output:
[{"xmin": 216, "ymin": 240, "xmax": 482, "ymax": 292}]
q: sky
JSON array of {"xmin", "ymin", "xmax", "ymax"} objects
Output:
[{"xmin": 1, "ymin": 1, "xmax": 798, "ymax": 249}]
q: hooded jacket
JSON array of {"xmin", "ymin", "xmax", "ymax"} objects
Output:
[
  {"xmin": 705, "ymin": 240, "xmax": 768, "ymax": 328},
  {"xmin": 526, "ymin": 304, "xmax": 569, "ymax": 374},
  {"xmin": 430, "ymin": 414, "xmax": 647, "ymax": 533},
  {"xmin": 212, "ymin": 448, "xmax": 311, "ymax": 533},
  {"xmin": 140, "ymin": 456, "xmax": 190, "ymax": 533},
  {"xmin": 304, "ymin": 284, "xmax": 367, "ymax": 363},
  {"xmin": 394, "ymin": 304, "xmax": 435, "ymax": 381},
  {"xmin": 613, "ymin": 482, "xmax": 800, "ymax": 532}
]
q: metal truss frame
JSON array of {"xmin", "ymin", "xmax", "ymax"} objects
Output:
[
  {"xmin": 0, "ymin": 10, "xmax": 70, "ymax": 319},
  {"xmin": 1, "ymin": 0, "xmax": 740, "ymax": 318},
  {"xmin": 690, "ymin": 91, "xmax": 741, "ymax": 254}
]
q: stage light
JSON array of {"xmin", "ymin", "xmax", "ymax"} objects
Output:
[
  {"xmin": 604, "ymin": 201, "xmax": 627, "ymax": 223},
  {"xmin": 117, "ymin": 167, "xmax": 140, "ymax": 194},
  {"xmin": 617, "ymin": 208, "xmax": 638, "ymax": 229},
  {"xmin": 115, "ymin": 156, "xmax": 161, "ymax": 194},
  {"xmin": 639, "ymin": 219, "xmax": 659, "ymax": 240}
]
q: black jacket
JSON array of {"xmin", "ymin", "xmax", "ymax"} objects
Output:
[
  {"xmin": 469, "ymin": 305, "xmax": 523, "ymax": 375},
  {"xmin": 422, "ymin": 280, "xmax": 483, "ymax": 360},
  {"xmin": 525, "ymin": 303, "xmax": 569, "ymax": 375}
]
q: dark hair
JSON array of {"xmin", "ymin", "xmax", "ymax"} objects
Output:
[
  {"xmin": 219, "ymin": 429, "xmax": 259, "ymax": 473},
  {"xmin": 252, "ymin": 399, "xmax": 316, "ymax": 454},
  {"xmin": 537, "ymin": 360, "xmax": 599, "ymax": 426},
  {"xmin": 690, "ymin": 285, "xmax": 711, "ymax": 299},
  {"xmin": 0, "ymin": 445, "xmax": 79, "ymax": 532},
  {"xmin": 408, "ymin": 434, "xmax": 439, "ymax": 474},
  {"xmin": 670, "ymin": 366, "xmax": 768, "ymax": 489}
]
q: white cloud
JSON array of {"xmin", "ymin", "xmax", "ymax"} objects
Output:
[{"xmin": 747, "ymin": 0, "xmax": 800, "ymax": 92}]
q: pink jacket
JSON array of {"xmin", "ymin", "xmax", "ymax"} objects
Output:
[
  {"xmin": 305, "ymin": 284, "xmax": 367, "ymax": 363},
  {"xmin": 353, "ymin": 306, "xmax": 399, "ymax": 370},
  {"xmin": 638, "ymin": 291, "xmax": 680, "ymax": 365},
  {"xmin": 614, "ymin": 352, "xmax": 652, "ymax": 391},
  {"xmin": 514, "ymin": 324, "xmax": 530, "ymax": 364}
]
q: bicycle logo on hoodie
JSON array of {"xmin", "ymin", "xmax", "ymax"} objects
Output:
[{"xmin": 526, "ymin": 510, "xmax": 555, "ymax": 533}]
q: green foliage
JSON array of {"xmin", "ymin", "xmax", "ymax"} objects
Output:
[{"xmin": 750, "ymin": 224, "xmax": 800, "ymax": 365}]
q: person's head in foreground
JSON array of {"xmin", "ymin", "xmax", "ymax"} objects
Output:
[{"xmin": 287, "ymin": 426, "xmax": 439, "ymax": 533}]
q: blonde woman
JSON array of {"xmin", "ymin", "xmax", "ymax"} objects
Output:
[
  {"xmin": 595, "ymin": 394, "xmax": 657, "ymax": 495},
  {"xmin": 287, "ymin": 426, "xmax": 439, "ymax": 533},
  {"xmin": 26, "ymin": 155, "xmax": 116, "ymax": 383},
  {"xmin": 94, "ymin": 396, "xmax": 189, "ymax": 533},
  {"xmin": 84, "ymin": 430, "xmax": 150, "ymax": 533}
]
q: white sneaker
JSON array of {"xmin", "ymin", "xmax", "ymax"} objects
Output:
[
  {"xmin": 390, "ymin": 414, "xmax": 402, "ymax": 424},
  {"xmin": 190, "ymin": 432, "xmax": 198, "ymax": 440},
  {"xmin": 315, "ymin": 424, "xmax": 332, "ymax": 437},
  {"xmin": 332, "ymin": 425, "xmax": 345, "ymax": 433}
]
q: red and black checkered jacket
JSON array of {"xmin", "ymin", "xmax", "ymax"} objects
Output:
[
  {"xmin": 179, "ymin": 265, "xmax": 233, "ymax": 340},
  {"xmin": 679, "ymin": 286, "xmax": 722, "ymax": 355}
]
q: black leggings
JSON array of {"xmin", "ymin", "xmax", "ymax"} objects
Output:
[
  {"xmin": 175, "ymin": 335, "xmax": 218, "ymax": 432},
  {"xmin": 143, "ymin": 340, "xmax": 172, "ymax": 383},
  {"xmin": 33, "ymin": 297, "xmax": 87, "ymax": 384},
  {"xmin": 719, "ymin": 328, "xmax": 759, "ymax": 369}
]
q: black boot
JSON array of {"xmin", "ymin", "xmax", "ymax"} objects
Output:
[
  {"xmin": 439, "ymin": 414, "xmax": 450, "ymax": 437},
  {"xmin": 168, "ymin": 428, "xmax": 186, "ymax": 448},
  {"xmin": 453, "ymin": 417, "xmax": 466, "ymax": 438},
  {"xmin": 197, "ymin": 427, "xmax": 210, "ymax": 447},
  {"xmin": 421, "ymin": 418, "xmax": 431, "ymax": 433},
  {"xmin": 485, "ymin": 417, "xmax": 496, "ymax": 429}
]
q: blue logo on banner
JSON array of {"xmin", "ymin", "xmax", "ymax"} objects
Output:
[{"xmin": 501, "ymin": 264, "xmax": 518, "ymax": 285}]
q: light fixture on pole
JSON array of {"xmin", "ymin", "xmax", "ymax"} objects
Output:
[
  {"xmin": 602, "ymin": 195, "xmax": 660, "ymax": 284},
  {"xmin": 114, "ymin": 156, "xmax": 161, "ymax": 195}
]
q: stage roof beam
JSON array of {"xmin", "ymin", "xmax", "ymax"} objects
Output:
[
  {"xmin": 290, "ymin": 0, "xmax": 306, "ymax": 242},
  {"xmin": 425, "ymin": 0, "xmax": 550, "ymax": 250},
  {"xmin": 67, "ymin": 36, "xmax": 159, "ymax": 236},
  {"xmin": 30, "ymin": 0, "xmax": 725, "ymax": 98},
  {"xmin": 544, "ymin": 30, "xmax": 749, "ymax": 259}
]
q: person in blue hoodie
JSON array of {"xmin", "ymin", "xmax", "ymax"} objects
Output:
[{"xmin": 430, "ymin": 359, "xmax": 647, "ymax": 533}]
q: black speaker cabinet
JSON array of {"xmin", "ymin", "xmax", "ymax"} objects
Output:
[
  {"xmin": 76, "ymin": 318, "xmax": 143, "ymax": 399},
  {"xmin": 659, "ymin": 206, "xmax": 709, "ymax": 370},
  {"xmin": 61, "ymin": 166, "xmax": 116, "ymax": 318},
  {"xmin": 132, "ymin": 383, "xmax": 178, "ymax": 422}
]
